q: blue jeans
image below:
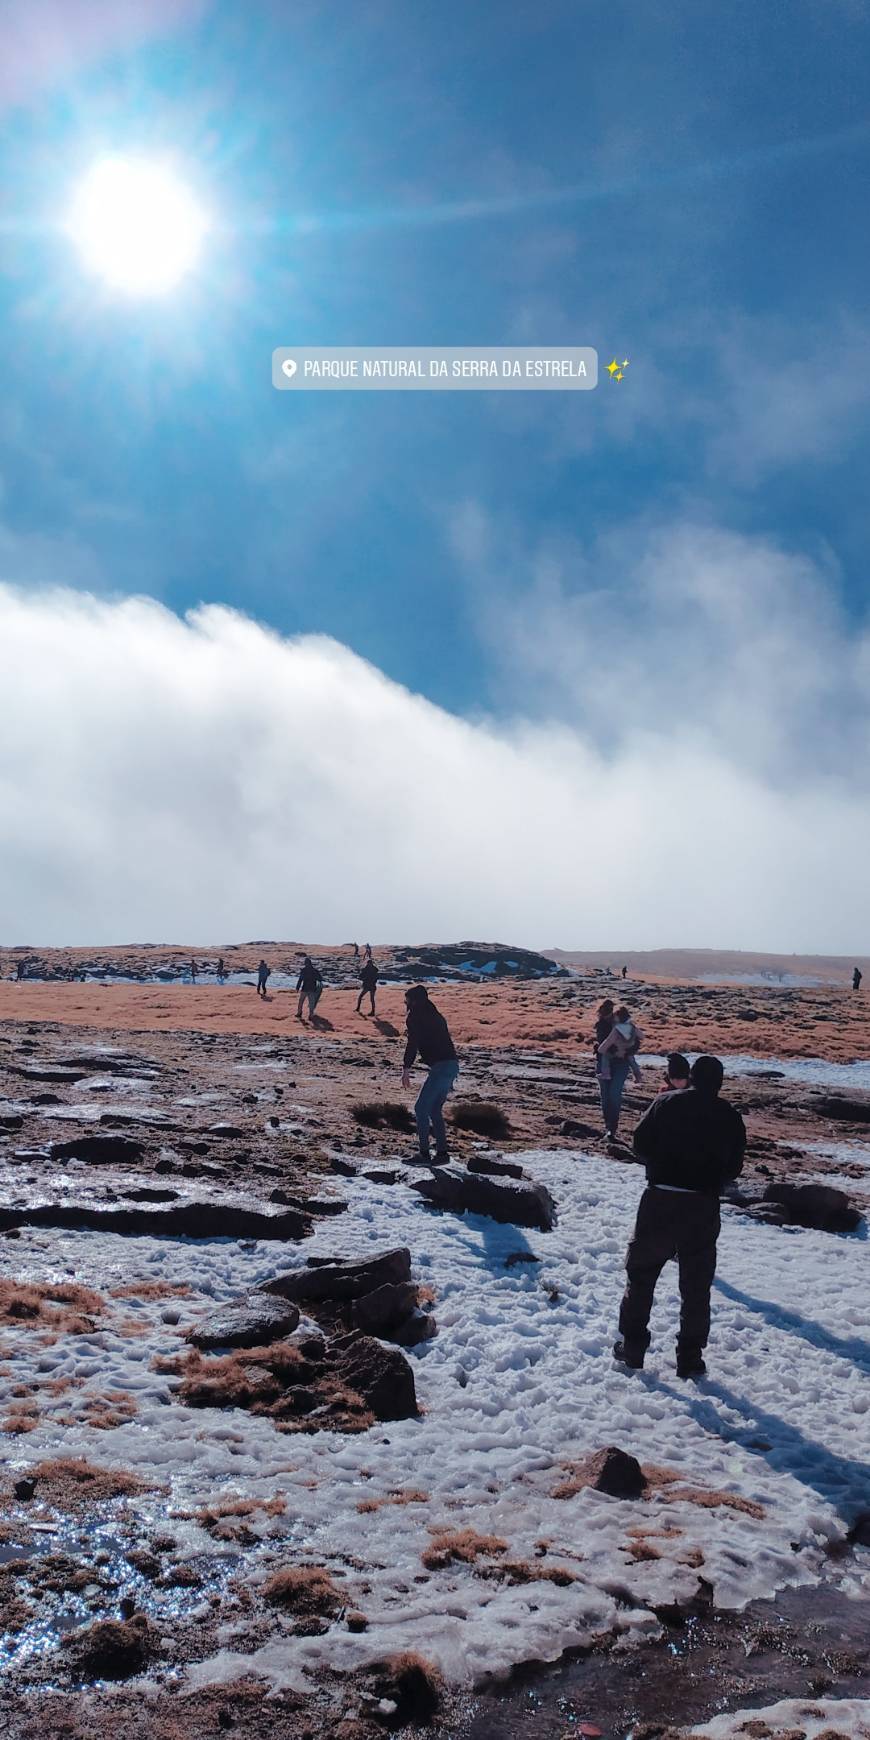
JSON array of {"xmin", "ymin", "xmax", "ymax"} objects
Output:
[
  {"xmin": 599, "ymin": 1057, "xmax": 630, "ymax": 1134},
  {"xmin": 415, "ymin": 1060, "xmax": 459, "ymax": 1156}
]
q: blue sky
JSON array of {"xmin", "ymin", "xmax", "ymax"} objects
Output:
[{"xmin": 1, "ymin": 0, "xmax": 869, "ymax": 947}]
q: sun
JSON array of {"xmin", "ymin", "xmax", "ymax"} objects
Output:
[{"xmin": 68, "ymin": 156, "xmax": 209, "ymax": 296}]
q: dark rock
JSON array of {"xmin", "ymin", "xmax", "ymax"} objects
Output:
[
  {"xmin": 301, "ymin": 1196, "xmax": 347, "ymax": 1217},
  {"xmin": 816, "ymin": 1096, "xmax": 870, "ymax": 1125},
  {"xmin": 351, "ymin": 1282, "xmax": 418, "ymax": 1337},
  {"xmin": 265, "ymin": 1247, "xmax": 412, "ymax": 1303},
  {"xmin": 559, "ymin": 1119, "xmax": 600, "ymax": 1140},
  {"xmin": 0, "ymin": 1115, "xmax": 23, "ymax": 1131},
  {"xmin": 361, "ymin": 1167, "xmax": 405, "ymax": 1185},
  {"xmin": 848, "ymin": 1512, "xmax": 870, "ymax": 1547},
  {"xmin": 121, "ymin": 1187, "xmax": 179, "ymax": 1202},
  {"xmin": 269, "ymin": 1188, "xmax": 305, "ymax": 1207},
  {"xmin": 49, "ymin": 1135, "xmax": 145, "ymax": 1165},
  {"xmin": 332, "ymin": 1334, "xmax": 418, "ymax": 1420},
  {"xmin": 580, "ymin": 1446, "xmax": 646, "ymax": 1499},
  {"xmin": 467, "ymin": 1154, "xmax": 524, "ymax": 1179},
  {"xmin": 10, "ymin": 1065, "xmax": 89, "ymax": 1084},
  {"xmin": 187, "ymin": 1293, "xmax": 301, "ymax": 1350},
  {"xmin": 64, "ymin": 1614, "xmax": 153, "ymax": 1679},
  {"xmin": 391, "ymin": 1309, "xmax": 438, "ymax": 1347},
  {"xmin": 207, "ymin": 1123, "xmax": 245, "ymax": 1138},
  {"xmin": 0, "ymin": 1201, "xmax": 312, "ymax": 1241},
  {"xmin": 330, "ymin": 1155, "xmax": 360, "ymax": 1177},
  {"xmin": 411, "ymin": 1164, "xmax": 556, "ymax": 1232},
  {"xmin": 13, "ymin": 1477, "xmax": 36, "ymax": 1501},
  {"xmin": 762, "ymin": 1182, "xmax": 862, "ymax": 1233}
]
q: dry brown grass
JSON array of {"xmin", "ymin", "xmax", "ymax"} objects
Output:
[
  {"xmin": 176, "ymin": 1494, "xmax": 287, "ymax": 1543},
  {"xmin": 110, "ymin": 1280, "xmax": 193, "ymax": 1300},
  {"xmin": 261, "ymin": 1564, "xmax": 340, "ymax": 1618},
  {"xmin": 422, "ymin": 1527, "xmax": 508, "ymax": 1570},
  {"xmin": 644, "ymin": 1465, "xmax": 765, "ymax": 1519},
  {"xmin": 0, "ymin": 1278, "xmax": 103, "ymax": 1337},
  {"xmin": 366, "ymin": 1650, "xmax": 445, "ymax": 1724},
  {"xmin": 357, "ymin": 1487, "xmax": 429, "ymax": 1514},
  {"xmin": 8, "ymin": 1456, "xmax": 148, "ymax": 1509}
]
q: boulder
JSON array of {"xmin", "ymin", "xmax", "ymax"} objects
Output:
[
  {"xmin": 265, "ymin": 1247, "xmax": 412, "ymax": 1303},
  {"xmin": 351, "ymin": 1282, "xmax": 418, "ymax": 1337},
  {"xmin": 49, "ymin": 1135, "xmax": 145, "ymax": 1165},
  {"xmin": 816, "ymin": 1096, "xmax": 870, "ymax": 1125},
  {"xmin": 411, "ymin": 1164, "xmax": 556, "ymax": 1232},
  {"xmin": 566, "ymin": 1446, "xmax": 646, "ymax": 1500},
  {"xmin": 762, "ymin": 1182, "xmax": 862, "ymax": 1233},
  {"xmin": 332, "ymin": 1333, "xmax": 418, "ymax": 1420},
  {"xmin": 187, "ymin": 1293, "xmax": 301, "ymax": 1350},
  {"xmin": 466, "ymin": 1155, "xmax": 525, "ymax": 1179},
  {"xmin": 559, "ymin": 1119, "xmax": 600, "ymax": 1140}
]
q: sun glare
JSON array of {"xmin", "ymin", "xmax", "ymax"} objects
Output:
[{"xmin": 68, "ymin": 156, "xmax": 208, "ymax": 295}]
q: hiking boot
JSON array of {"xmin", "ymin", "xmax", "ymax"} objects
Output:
[
  {"xmin": 676, "ymin": 1354, "xmax": 707, "ymax": 1380},
  {"xmin": 433, "ymin": 1151, "xmax": 450, "ymax": 1166},
  {"xmin": 612, "ymin": 1338, "xmax": 645, "ymax": 1371}
]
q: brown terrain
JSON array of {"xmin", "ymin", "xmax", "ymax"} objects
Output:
[{"xmin": 1, "ymin": 942, "xmax": 869, "ymax": 1739}]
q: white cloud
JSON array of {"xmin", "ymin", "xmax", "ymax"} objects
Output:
[{"xmin": 0, "ymin": 552, "xmax": 867, "ymax": 951}]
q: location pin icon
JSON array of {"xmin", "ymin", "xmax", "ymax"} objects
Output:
[{"xmin": 281, "ymin": 357, "xmax": 297, "ymax": 378}]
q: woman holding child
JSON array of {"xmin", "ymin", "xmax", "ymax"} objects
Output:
[{"xmin": 592, "ymin": 1000, "xmax": 642, "ymax": 1143}]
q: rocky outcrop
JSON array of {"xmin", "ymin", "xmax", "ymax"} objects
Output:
[
  {"xmin": 411, "ymin": 1164, "xmax": 556, "ymax": 1231},
  {"xmin": 178, "ymin": 1330, "xmax": 418, "ymax": 1430},
  {"xmin": 186, "ymin": 1293, "xmax": 301, "ymax": 1350},
  {"xmin": 466, "ymin": 1154, "xmax": 524, "ymax": 1179},
  {"xmin": 265, "ymin": 1247, "xmax": 412, "ymax": 1303},
  {"xmin": 0, "ymin": 1200, "xmax": 312, "ymax": 1240},
  {"xmin": 762, "ymin": 1181, "xmax": 863, "ymax": 1233},
  {"xmin": 332, "ymin": 1331, "xmax": 419, "ymax": 1421},
  {"xmin": 815, "ymin": 1096, "xmax": 870, "ymax": 1124},
  {"xmin": 49, "ymin": 1135, "xmax": 145, "ymax": 1164}
]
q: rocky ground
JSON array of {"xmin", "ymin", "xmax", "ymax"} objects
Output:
[{"xmin": 1, "ymin": 961, "xmax": 869, "ymax": 1738}]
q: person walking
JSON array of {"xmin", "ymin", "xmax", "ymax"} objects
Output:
[
  {"xmin": 401, "ymin": 985, "xmax": 459, "ymax": 1164},
  {"xmin": 296, "ymin": 956, "xmax": 323, "ymax": 1022},
  {"xmin": 190, "ymin": 959, "xmax": 197, "ymax": 985},
  {"xmin": 256, "ymin": 959, "xmax": 270, "ymax": 999},
  {"xmin": 356, "ymin": 956, "xmax": 379, "ymax": 1016},
  {"xmin": 363, "ymin": 943, "xmax": 373, "ymax": 964},
  {"xmin": 596, "ymin": 1004, "xmax": 642, "ymax": 1142},
  {"xmin": 853, "ymin": 966, "xmax": 863, "ymax": 991},
  {"xmin": 614, "ymin": 1055, "xmax": 746, "ymax": 1380},
  {"xmin": 622, "ymin": 965, "xmax": 628, "ymax": 980},
  {"xmin": 216, "ymin": 956, "xmax": 226, "ymax": 982}
]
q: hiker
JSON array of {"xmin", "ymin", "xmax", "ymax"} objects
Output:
[
  {"xmin": 356, "ymin": 956, "xmax": 379, "ymax": 1016},
  {"xmin": 256, "ymin": 959, "xmax": 270, "ymax": 999},
  {"xmin": 614, "ymin": 1054, "xmax": 746, "ymax": 1380},
  {"xmin": 216, "ymin": 956, "xmax": 225, "ymax": 982},
  {"xmin": 401, "ymin": 985, "xmax": 459, "ymax": 1164},
  {"xmin": 622, "ymin": 964, "xmax": 628, "ymax": 979},
  {"xmin": 364, "ymin": 942, "xmax": 372, "ymax": 964},
  {"xmin": 853, "ymin": 967, "xmax": 863, "ymax": 991},
  {"xmin": 296, "ymin": 956, "xmax": 323, "ymax": 1021},
  {"xmin": 352, "ymin": 942, "xmax": 359, "ymax": 959},
  {"xmin": 595, "ymin": 1004, "xmax": 642, "ymax": 1142},
  {"xmin": 660, "ymin": 1052, "xmax": 691, "ymax": 1093},
  {"xmin": 190, "ymin": 959, "xmax": 197, "ymax": 984}
]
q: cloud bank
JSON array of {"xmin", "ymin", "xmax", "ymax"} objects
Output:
[{"xmin": 0, "ymin": 531, "xmax": 867, "ymax": 949}]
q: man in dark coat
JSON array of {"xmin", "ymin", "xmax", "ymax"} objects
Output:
[
  {"xmin": 356, "ymin": 957, "xmax": 379, "ymax": 1016},
  {"xmin": 614, "ymin": 1055, "xmax": 746, "ymax": 1379},
  {"xmin": 401, "ymin": 985, "xmax": 459, "ymax": 1163},
  {"xmin": 296, "ymin": 956, "xmax": 323, "ymax": 1022}
]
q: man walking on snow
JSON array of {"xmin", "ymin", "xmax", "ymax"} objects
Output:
[
  {"xmin": 401, "ymin": 985, "xmax": 459, "ymax": 1164},
  {"xmin": 614, "ymin": 1054, "xmax": 745, "ymax": 1380}
]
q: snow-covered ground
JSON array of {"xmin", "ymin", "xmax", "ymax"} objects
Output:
[
  {"xmin": 2, "ymin": 1151, "xmax": 869, "ymax": 1693},
  {"xmin": 640, "ymin": 1054, "xmax": 870, "ymax": 1090},
  {"xmin": 690, "ymin": 1695, "xmax": 870, "ymax": 1736}
]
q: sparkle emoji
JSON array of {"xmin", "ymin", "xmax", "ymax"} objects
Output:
[
  {"xmin": 607, "ymin": 357, "xmax": 619, "ymax": 376},
  {"xmin": 608, "ymin": 356, "xmax": 629, "ymax": 382}
]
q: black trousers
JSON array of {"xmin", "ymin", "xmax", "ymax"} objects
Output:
[{"xmin": 618, "ymin": 1186, "xmax": 720, "ymax": 1360}]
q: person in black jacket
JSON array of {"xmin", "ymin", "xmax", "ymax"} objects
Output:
[
  {"xmin": 613, "ymin": 1055, "xmax": 746, "ymax": 1379},
  {"xmin": 401, "ymin": 985, "xmax": 459, "ymax": 1163},
  {"xmin": 356, "ymin": 957, "xmax": 379, "ymax": 1016},
  {"xmin": 296, "ymin": 956, "xmax": 323, "ymax": 1022}
]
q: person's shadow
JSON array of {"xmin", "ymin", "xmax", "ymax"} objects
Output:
[
  {"xmin": 714, "ymin": 1276, "xmax": 870, "ymax": 1376},
  {"xmin": 310, "ymin": 1013, "xmax": 335, "ymax": 1031},
  {"xmin": 374, "ymin": 1018, "xmax": 399, "ymax": 1038}
]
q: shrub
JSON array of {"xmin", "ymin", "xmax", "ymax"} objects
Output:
[
  {"xmin": 449, "ymin": 1100, "xmax": 511, "ymax": 1139},
  {"xmin": 351, "ymin": 1101, "xmax": 414, "ymax": 1133}
]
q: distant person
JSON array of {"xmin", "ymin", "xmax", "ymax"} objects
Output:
[
  {"xmin": 356, "ymin": 957, "xmax": 379, "ymax": 1016},
  {"xmin": 190, "ymin": 959, "xmax": 197, "ymax": 985},
  {"xmin": 853, "ymin": 967, "xmax": 863, "ymax": 992},
  {"xmin": 15, "ymin": 960, "xmax": 25, "ymax": 981},
  {"xmin": 614, "ymin": 1055, "xmax": 746, "ymax": 1380},
  {"xmin": 364, "ymin": 943, "xmax": 372, "ymax": 964},
  {"xmin": 216, "ymin": 956, "xmax": 226, "ymax": 982},
  {"xmin": 257, "ymin": 959, "xmax": 270, "ymax": 999},
  {"xmin": 402, "ymin": 985, "xmax": 459, "ymax": 1164},
  {"xmin": 596, "ymin": 1004, "xmax": 642, "ymax": 1142},
  {"xmin": 352, "ymin": 942, "xmax": 359, "ymax": 959},
  {"xmin": 660, "ymin": 1052, "xmax": 691, "ymax": 1093},
  {"xmin": 622, "ymin": 964, "xmax": 628, "ymax": 979},
  {"xmin": 296, "ymin": 956, "xmax": 323, "ymax": 1022}
]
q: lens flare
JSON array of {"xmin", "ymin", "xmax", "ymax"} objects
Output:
[{"xmin": 68, "ymin": 156, "xmax": 208, "ymax": 295}]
